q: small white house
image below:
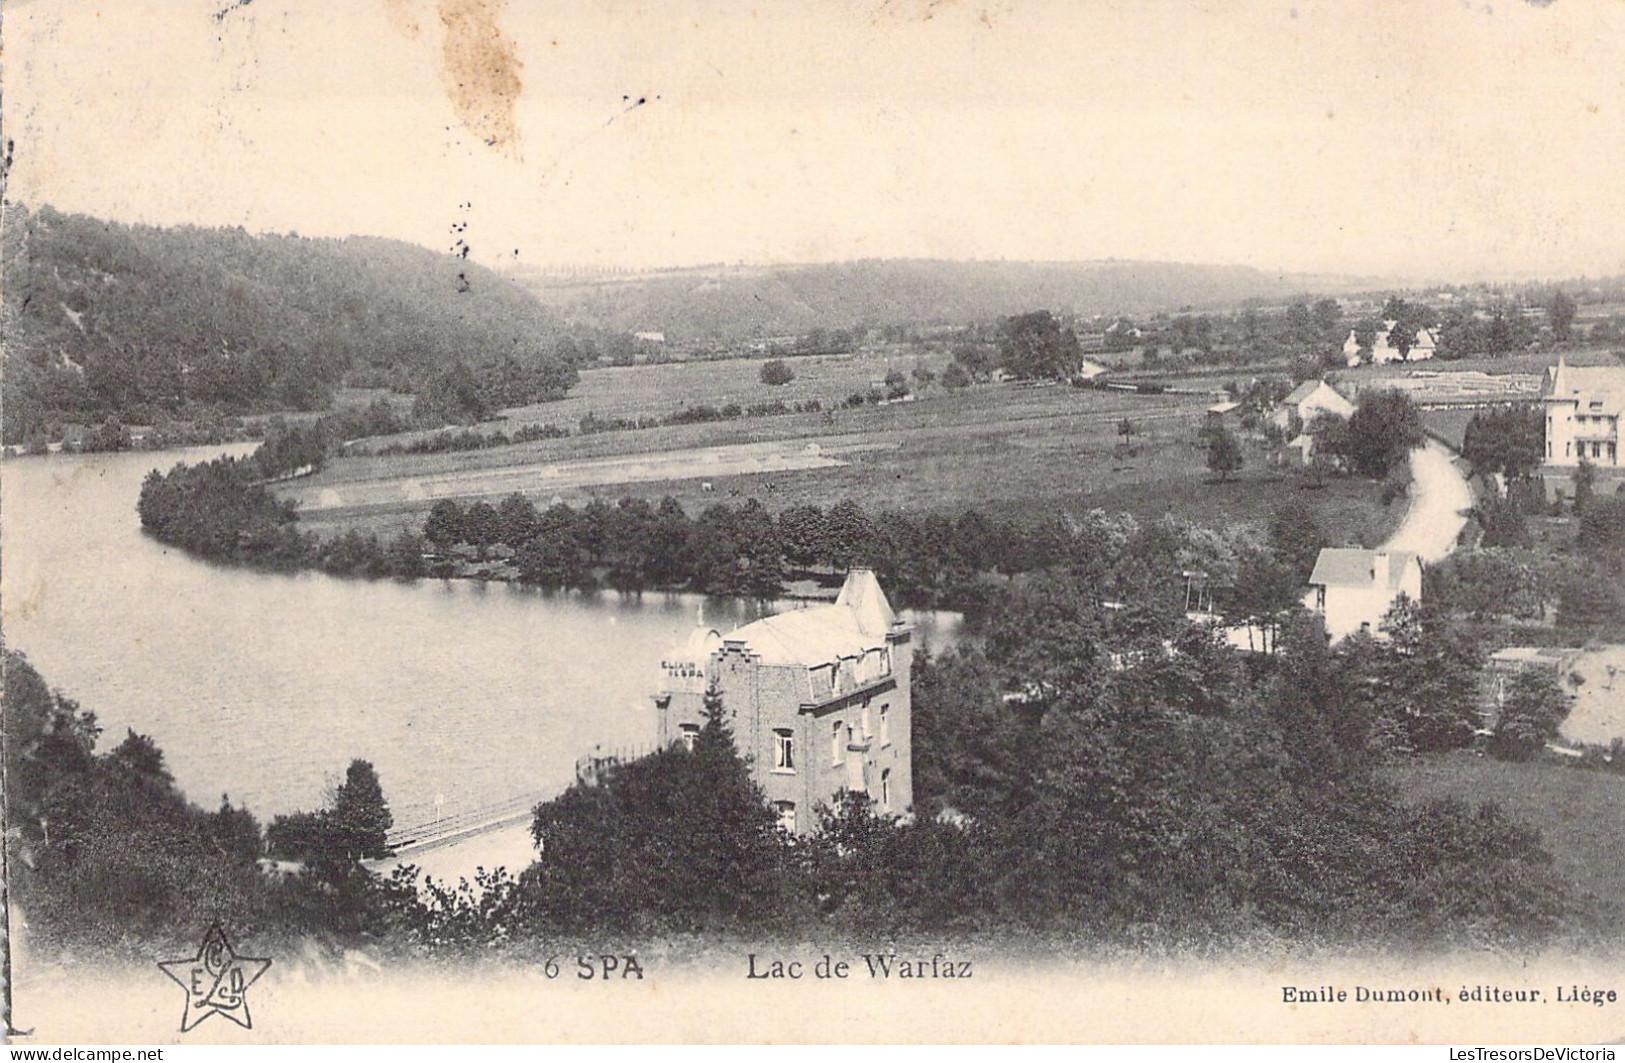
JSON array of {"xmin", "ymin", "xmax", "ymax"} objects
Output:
[
  {"xmin": 1410, "ymin": 327, "xmax": 1437, "ymax": 360},
  {"xmin": 1075, "ymin": 358, "xmax": 1109, "ymax": 381},
  {"xmin": 1304, "ymin": 548, "xmax": 1423, "ymax": 642},
  {"xmin": 1273, "ymin": 379, "xmax": 1354, "ymax": 431}
]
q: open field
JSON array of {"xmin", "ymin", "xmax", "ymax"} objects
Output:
[
  {"xmin": 289, "ymin": 379, "xmax": 1406, "ymax": 550},
  {"xmin": 1387, "ymin": 751, "xmax": 1625, "ymax": 907},
  {"xmin": 359, "ymin": 348, "xmax": 959, "ymax": 449},
  {"xmin": 287, "ymin": 438, "xmax": 860, "ymax": 511}
]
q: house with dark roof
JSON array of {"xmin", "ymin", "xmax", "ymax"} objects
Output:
[
  {"xmin": 653, "ymin": 569, "xmax": 912, "ymax": 833},
  {"xmin": 1304, "ymin": 547, "xmax": 1422, "ymax": 641}
]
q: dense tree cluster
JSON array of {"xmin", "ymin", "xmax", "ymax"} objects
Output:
[
  {"xmin": 412, "ymin": 493, "xmax": 1331, "ymax": 622},
  {"xmin": 398, "ymin": 583, "xmax": 1568, "ymax": 952},
  {"xmin": 1, "ymin": 205, "xmax": 579, "ymax": 444},
  {"xmin": 520, "ymin": 686, "xmax": 789, "ymax": 933},
  {"xmin": 759, "ymin": 359, "xmax": 796, "ymax": 386},
  {"xmin": 1425, "ymin": 492, "xmax": 1625, "ymax": 636},
  {"xmin": 1309, "ymin": 389, "xmax": 1425, "ymax": 479},
  {"xmin": 1462, "ymin": 406, "xmax": 1545, "ymax": 482},
  {"xmin": 137, "ymin": 455, "xmax": 307, "ymax": 563},
  {"xmin": 998, "ymin": 310, "xmax": 1084, "ymax": 381},
  {"xmin": 266, "ymin": 761, "xmax": 395, "ymax": 876},
  {"xmin": 1489, "ymin": 671, "xmax": 1572, "ymax": 763},
  {"xmin": 1, "ymin": 650, "xmax": 382, "ymax": 952}
]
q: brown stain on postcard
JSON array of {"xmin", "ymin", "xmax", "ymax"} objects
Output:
[
  {"xmin": 382, "ymin": 0, "xmax": 423, "ymax": 39},
  {"xmin": 436, "ymin": 0, "xmax": 524, "ymax": 158}
]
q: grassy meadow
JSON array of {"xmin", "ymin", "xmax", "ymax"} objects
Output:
[{"xmin": 289, "ymin": 349, "xmax": 1407, "ymax": 548}]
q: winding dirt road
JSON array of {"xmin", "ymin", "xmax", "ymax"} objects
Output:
[{"xmin": 1382, "ymin": 438, "xmax": 1473, "ymax": 563}]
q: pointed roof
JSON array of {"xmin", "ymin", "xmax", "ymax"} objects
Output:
[
  {"xmin": 1546, "ymin": 355, "xmax": 1569, "ymax": 397},
  {"xmin": 1543, "ymin": 357, "xmax": 1625, "ymax": 412},
  {"xmin": 1284, "ymin": 378, "xmax": 1349, "ymax": 406},
  {"xmin": 834, "ymin": 567, "xmax": 897, "ymax": 638},
  {"xmin": 1284, "ymin": 380, "xmax": 1320, "ymax": 404}
]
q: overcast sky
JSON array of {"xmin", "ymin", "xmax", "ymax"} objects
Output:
[{"xmin": 7, "ymin": 0, "xmax": 1625, "ymax": 281}]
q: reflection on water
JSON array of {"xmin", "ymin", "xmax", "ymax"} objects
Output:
[{"xmin": 1, "ymin": 448, "xmax": 957, "ymax": 827}]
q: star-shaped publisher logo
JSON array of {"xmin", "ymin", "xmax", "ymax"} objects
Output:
[{"xmin": 158, "ymin": 922, "xmax": 271, "ymax": 1032}]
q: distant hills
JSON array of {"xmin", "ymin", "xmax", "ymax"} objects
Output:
[
  {"xmin": 1, "ymin": 205, "xmax": 577, "ymax": 443},
  {"xmin": 508, "ymin": 259, "xmax": 1384, "ymax": 343},
  {"xmin": 0, "ymin": 205, "xmax": 1393, "ymax": 444}
]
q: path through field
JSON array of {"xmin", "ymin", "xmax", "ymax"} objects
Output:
[
  {"xmin": 284, "ymin": 438, "xmax": 857, "ymax": 511},
  {"xmin": 1382, "ymin": 439, "xmax": 1472, "ymax": 563}
]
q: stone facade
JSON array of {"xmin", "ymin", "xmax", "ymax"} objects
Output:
[{"xmin": 653, "ymin": 569, "xmax": 913, "ymax": 834}]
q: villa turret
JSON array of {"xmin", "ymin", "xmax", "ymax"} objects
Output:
[{"xmin": 653, "ymin": 569, "xmax": 913, "ymax": 834}]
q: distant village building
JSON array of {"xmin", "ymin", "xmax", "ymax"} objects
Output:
[
  {"xmin": 1304, "ymin": 548, "xmax": 1423, "ymax": 641},
  {"xmin": 1543, "ymin": 357, "xmax": 1623, "ymax": 470},
  {"xmin": 653, "ymin": 569, "xmax": 912, "ymax": 834},
  {"xmin": 1075, "ymin": 358, "xmax": 1109, "ymax": 381},
  {"xmin": 633, "ymin": 331, "xmax": 666, "ymax": 344},
  {"xmin": 1344, "ymin": 321, "xmax": 1437, "ymax": 367},
  {"xmin": 1273, "ymin": 379, "xmax": 1354, "ymax": 431},
  {"xmin": 1205, "ymin": 401, "xmax": 1242, "ymax": 428}
]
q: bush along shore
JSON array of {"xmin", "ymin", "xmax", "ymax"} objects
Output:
[{"xmin": 137, "ymin": 420, "xmax": 1367, "ymax": 619}]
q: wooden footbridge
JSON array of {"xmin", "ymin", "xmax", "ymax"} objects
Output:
[{"xmin": 382, "ymin": 790, "xmax": 552, "ymax": 860}]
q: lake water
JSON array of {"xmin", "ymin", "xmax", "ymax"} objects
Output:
[{"xmin": 0, "ymin": 447, "xmax": 957, "ymax": 831}]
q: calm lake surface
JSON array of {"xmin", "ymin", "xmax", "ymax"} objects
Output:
[{"xmin": 0, "ymin": 446, "xmax": 958, "ymax": 829}]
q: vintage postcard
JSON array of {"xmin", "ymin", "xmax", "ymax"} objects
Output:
[{"xmin": 3, "ymin": 0, "xmax": 1624, "ymax": 1047}]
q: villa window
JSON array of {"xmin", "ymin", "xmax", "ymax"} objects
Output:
[
  {"xmin": 861, "ymin": 704, "xmax": 872, "ymax": 739},
  {"xmin": 879, "ymin": 704, "xmax": 890, "ymax": 747},
  {"xmin": 831, "ymin": 719, "xmax": 843, "ymax": 765},
  {"xmin": 774, "ymin": 801, "xmax": 796, "ymax": 833},
  {"xmin": 679, "ymin": 723, "xmax": 700, "ymax": 751},
  {"xmin": 880, "ymin": 769, "xmax": 891, "ymax": 811},
  {"xmin": 773, "ymin": 729, "xmax": 795, "ymax": 772}
]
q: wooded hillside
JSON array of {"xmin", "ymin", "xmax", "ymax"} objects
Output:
[{"xmin": 1, "ymin": 205, "xmax": 577, "ymax": 443}]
